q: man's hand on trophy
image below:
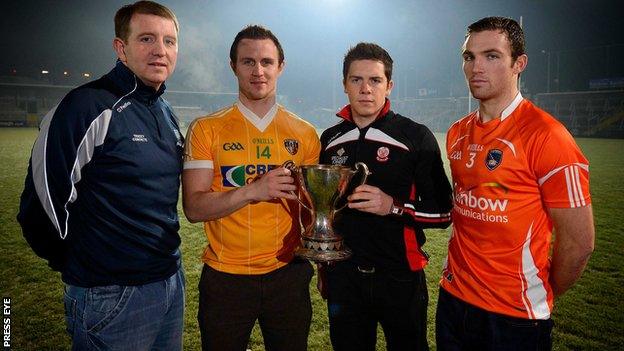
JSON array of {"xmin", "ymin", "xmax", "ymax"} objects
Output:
[
  {"xmin": 249, "ymin": 167, "xmax": 298, "ymax": 202},
  {"xmin": 347, "ymin": 184, "xmax": 394, "ymax": 216}
]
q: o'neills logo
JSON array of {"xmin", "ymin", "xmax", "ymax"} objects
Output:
[
  {"xmin": 116, "ymin": 101, "xmax": 131, "ymax": 113},
  {"xmin": 454, "ymin": 189, "xmax": 509, "ymax": 223}
]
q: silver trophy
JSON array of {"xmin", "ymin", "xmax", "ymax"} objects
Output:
[{"xmin": 287, "ymin": 162, "xmax": 370, "ymax": 263}]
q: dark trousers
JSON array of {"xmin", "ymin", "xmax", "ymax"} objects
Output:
[
  {"xmin": 435, "ymin": 288, "xmax": 554, "ymax": 351},
  {"xmin": 198, "ymin": 261, "xmax": 313, "ymax": 351},
  {"xmin": 326, "ymin": 261, "xmax": 429, "ymax": 351}
]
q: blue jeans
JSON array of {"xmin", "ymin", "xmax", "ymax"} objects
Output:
[
  {"xmin": 435, "ymin": 288, "xmax": 553, "ymax": 351},
  {"xmin": 63, "ymin": 268, "xmax": 185, "ymax": 351}
]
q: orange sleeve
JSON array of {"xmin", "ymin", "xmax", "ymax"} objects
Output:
[{"xmin": 531, "ymin": 122, "xmax": 591, "ymax": 208}]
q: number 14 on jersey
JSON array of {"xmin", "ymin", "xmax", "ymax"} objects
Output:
[{"xmin": 256, "ymin": 146, "xmax": 271, "ymax": 159}]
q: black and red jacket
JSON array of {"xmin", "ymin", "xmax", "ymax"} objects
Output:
[{"xmin": 319, "ymin": 100, "xmax": 453, "ymax": 272}]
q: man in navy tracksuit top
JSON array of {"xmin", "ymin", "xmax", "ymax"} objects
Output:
[
  {"xmin": 319, "ymin": 43, "xmax": 453, "ymax": 351},
  {"xmin": 17, "ymin": 2, "xmax": 185, "ymax": 350}
]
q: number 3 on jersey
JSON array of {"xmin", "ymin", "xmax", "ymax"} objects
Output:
[
  {"xmin": 256, "ymin": 146, "xmax": 272, "ymax": 159},
  {"xmin": 465, "ymin": 152, "xmax": 476, "ymax": 168}
]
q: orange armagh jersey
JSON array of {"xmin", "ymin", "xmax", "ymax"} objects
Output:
[
  {"xmin": 184, "ymin": 102, "xmax": 320, "ymax": 275},
  {"xmin": 442, "ymin": 93, "xmax": 591, "ymax": 319}
]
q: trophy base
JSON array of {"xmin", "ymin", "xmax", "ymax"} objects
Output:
[
  {"xmin": 295, "ymin": 247, "xmax": 352, "ymax": 263},
  {"xmin": 295, "ymin": 238, "xmax": 352, "ymax": 263}
]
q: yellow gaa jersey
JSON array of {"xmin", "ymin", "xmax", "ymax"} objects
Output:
[
  {"xmin": 442, "ymin": 93, "xmax": 591, "ymax": 319},
  {"xmin": 184, "ymin": 102, "xmax": 320, "ymax": 274}
]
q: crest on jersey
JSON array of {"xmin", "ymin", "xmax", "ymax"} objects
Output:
[
  {"xmin": 485, "ymin": 149, "xmax": 503, "ymax": 171},
  {"xmin": 376, "ymin": 146, "xmax": 390, "ymax": 162},
  {"xmin": 284, "ymin": 139, "xmax": 299, "ymax": 155}
]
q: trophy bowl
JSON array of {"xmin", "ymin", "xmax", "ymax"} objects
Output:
[{"xmin": 292, "ymin": 162, "xmax": 369, "ymax": 263}]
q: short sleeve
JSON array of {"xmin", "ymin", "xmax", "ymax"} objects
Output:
[
  {"xmin": 533, "ymin": 124, "xmax": 591, "ymax": 208},
  {"xmin": 302, "ymin": 126, "xmax": 321, "ymax": 165},
  {"xmin": 183, "ymin": 119, "xmax": 214, "ymax": 170}
]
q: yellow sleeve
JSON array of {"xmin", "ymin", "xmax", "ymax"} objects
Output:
[
  {"xmin": 302, "ymin": 125, "xmax": 321, "ymax": 165},
  {"xmin": 183, "ymin": 118, "xmax": 215, "ymax": 169}
]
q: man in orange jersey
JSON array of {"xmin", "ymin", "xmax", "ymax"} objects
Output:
[
  {"xmin": 437, "ymin": 17, "xmax": 595, "ymax": 350},
  {"xmin": 182, "ymin": 25, "xmax": 320, "ymax": 351}
]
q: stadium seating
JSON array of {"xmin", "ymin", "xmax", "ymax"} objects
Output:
[{"xmin": 1, "ymin": 80, "xmax": 622, "ymax": 138}]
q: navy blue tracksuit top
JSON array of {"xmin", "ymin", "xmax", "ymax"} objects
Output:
[{"xmin": 18, "ymin": 61, "xmax": 183, "ymax": 287}]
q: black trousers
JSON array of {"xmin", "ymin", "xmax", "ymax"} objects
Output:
[
  {"xmin": 198, "ymin": 261, "xmax": 313, "ymax": 351},
  {"xmin": 435, "ymin": 288, "xmax": 554, "ymax": 351},
  {"xmin": 326, "ymin": 261, "xmax": 429, "ymax": 351}
]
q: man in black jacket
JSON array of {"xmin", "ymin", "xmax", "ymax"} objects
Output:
[
  {"xmin": 319, "ymin": 42, "xmax": 453, "ymax": 351},
  {"xmin": 17, "ymin": 1, "xmax": 185, "ymax": 350}
]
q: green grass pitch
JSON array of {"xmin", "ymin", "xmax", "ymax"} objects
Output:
[{"xmin": 1, "ymin": 128, "xmax": 622, "ymax": 350}]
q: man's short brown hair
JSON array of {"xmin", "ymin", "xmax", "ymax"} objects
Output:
[
  {"xmin": 115, "ymin": 1, "xmax": 179, "ymax": 42},
  {"xmin": 343, "ymin": 42, "xmax": 393, "ymax": 83},
  {"xmin": 229, "ymin": 25, "xmax": 284, "ymax": 65},
  {"xmin": 466, "ymin": 16, "xmax": 525, "ymax": 62}
]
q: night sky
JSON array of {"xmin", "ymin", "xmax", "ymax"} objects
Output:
[{"xmin": 2, "ymin": 0, "xmax": 623, "ymax": 109}]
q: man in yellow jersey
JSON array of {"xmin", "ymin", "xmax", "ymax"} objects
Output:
[
  {"xmin": 437, "ymin": 17, "xmax": 595, "ymax": 350},
  {"xmin": 182, "ymin": 25, "xmax": 320, "ymax": 351}
]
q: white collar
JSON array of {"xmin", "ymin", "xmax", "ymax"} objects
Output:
[
  {"xmin": 500, "ymin": 92, "xmax": 524, "ymax": 121},
  {"xmin": 236, "ymin": 100, "xmax": 278, "ymax": 132},
  {"xmin": 477, "ymin": 92, "xmax": 524, "ymax": 122}
]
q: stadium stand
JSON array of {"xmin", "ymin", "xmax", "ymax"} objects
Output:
[
  {"xmin": 393, "ymin": 91, "xmax": 624, "ymax": 138},
  {"xmin": 394, "ymin": 97, "xmax": 476, "ymax": 133},
  {"xmin": 164, "ymin": 90, "xmax": 237, "ymax": 128},
  {"xmin": 535, "ymin": 90, "xmax": 624, "ymax": 138},
  {"xmin": 0, "ymin": 96, "xmax": 28, "ymax": 127},
  {"xmin": 1, "ymin": 80, "xmax": 622, "ymax": 138},
  {"xmin": 0, "ymin": 82, "xmax": 237, "ymax": 129}
]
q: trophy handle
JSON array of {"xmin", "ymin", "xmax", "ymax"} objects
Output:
[
  {"xmin": 295, "ymin": 190, "xmax": 313, "ymax": 212},
  {"xmin": 282, "ymin": 160, "xmax": 313, "ymax": 212},
  {"xmin": 334, "ymin": 162, "xmax": 371, "ymax": 212},
  {"xmin": 354, "ymin": 162, "xmax": 370, "ymax": 185}
]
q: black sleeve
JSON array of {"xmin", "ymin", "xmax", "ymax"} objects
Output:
[
  {"xmin": 396, "ymin": 126, "xmax": 453, "ymax": 229},
  {"xmin": 319, "ymin": 128, "xmax": 331, "ymax": 164}
]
